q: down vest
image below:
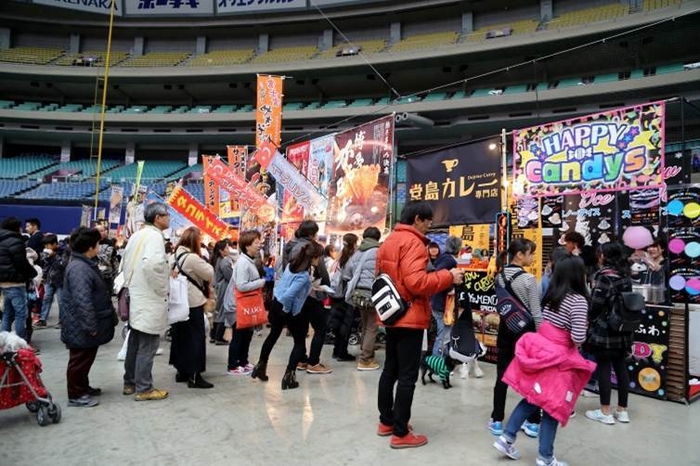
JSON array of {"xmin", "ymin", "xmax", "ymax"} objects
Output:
[
  {"xmin": 60, "ymin": 253, "xmax": 116, "ymax": 349},
  {"xmin": 375, "ymin": 224, "xmax": 453, "ymax": 329}
]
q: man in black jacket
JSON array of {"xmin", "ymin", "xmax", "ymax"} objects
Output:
[
  {"xmin": 0, "ymin": 217, "xmax": 38, "ymax": 339},
  {"xmin": 25, "ymin": 218, "xmax": 43, "ymax": 257}
]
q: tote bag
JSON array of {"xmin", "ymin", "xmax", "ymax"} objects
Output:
[
  {"xmin": 168, "ymin": 275, "xmax": 190, "ymax": 325},
  {"xmin": 235, "ymin": 288, "xmax": 268, "ymax": 329}
]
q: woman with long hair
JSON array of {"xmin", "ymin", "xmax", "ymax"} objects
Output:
[
  {"xmin": 493, "ymin": 255, "xmax": 595, "ymax": 466},
  {"xmin": 252, "ymin": 241, "xmax": 324, "ymax": 390},
  {"xmin": 585, "ymin": 241, "xmax": 634, "ymax": 425},
  {"xmin": 170, "ymin": 227, "xmax": 215, "ymax": 389},
  {"xmin": 489, "ymin": 238, "xmax": 542, "ymax": 437},
  {"xmin": 210, "ymin": 239, "xmax": 235, "ymax": 345},
  {"xmin": 327, "ymin": 233, "xmax": 359, "ymax": 361},
  {"xmin": 226, "ymin": 230, "xmax": 265, "ymax": 375}
]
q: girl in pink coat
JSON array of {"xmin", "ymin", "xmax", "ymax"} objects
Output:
[{"xmin": 493, "ymin": 255, "xmax": 596, "ymax": 466}]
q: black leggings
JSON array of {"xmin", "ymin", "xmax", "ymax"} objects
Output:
[
  {"xmin": 258, "ymin": 299, "xmax": 308, "ymax": 372},
  {"xmin": 597, "ymin": 355, "xmax": 629, "ymax": 407},
  {"xmin": 492, "ymin": 343, "xmax": 541, "ymax": 424}
]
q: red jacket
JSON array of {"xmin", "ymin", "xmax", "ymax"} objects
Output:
[{"xmin": 375, "ymin": 224, "xmax": 453, "ymax": 329}]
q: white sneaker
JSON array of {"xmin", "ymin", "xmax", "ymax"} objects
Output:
[
  {"xmin": 613, "ymin": 409, "xmax": 630, "ymax": 423},
  {"xmin": 470, "ymin": 360, "xmax": 484, "ymax": 378},
  {"xmin": 117, "ymin": 349, "xmax": 126, "ymax": 361},
  {"xmin": 536, "ymin": 456, "xmax": 569, "ymax": 466},
  {"xmin": 580, "ymin": 389, "xmax": 599, "ymax": 397},
  {"xmin": 459, "ymin": 363, "xmax": 469, "ymax": 379},
  {"xmin": 155, "ymin": 348, "xmax": 164, "ymax": 356},
  {"xmin": 585, "ymin": 409, "xmax": 615, "ymax": 425}
]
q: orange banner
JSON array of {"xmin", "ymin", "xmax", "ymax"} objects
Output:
[
  {"xmin": 202, "ymin": 156, "xmax": 219, "ymax": 217},
  {"xmin": 168, "ymin": 185, "xmax": 229, "ymax": 240},
  {"xmin": 227, "ymin": 145, "xmax": 248, "ymax": 216},
  {"xmin": 255, "ymin": 74, "xmax": 283, "ymax": 148}
]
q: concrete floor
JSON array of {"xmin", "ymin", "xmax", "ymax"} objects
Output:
[{"xmin": 1, "ymin": 316, "xmax": 699, "ymax": 466}]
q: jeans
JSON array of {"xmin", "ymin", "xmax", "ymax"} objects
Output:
[
  {"xmin": 228, "ymin": 327, "xmax": 254, "ymax": 369},
  {"xmin": 259, "ymin": 300, "xmax": 308, "ymax": 372},
  {"xmin": 504, "ymin": 399, "xmax": 559, "ymax": 463},
  {"xmin": 40, "ymin": 284, "xmax": 61, "ymax": 322},
  {"xmin": 431, "ymin": 310, "xmax": 450, "ymax": 357},
  {"xmin": 1, "ymin": 286, "xmax": 28, "ymax": 339},
  {"xmin": 123, "ymin": 328, "xmax": 160, "ymax": 394},
  {"xmin": 378, "ymin": 327, "xmax": 423, "ymax": 437},
  {"xmin": 597, "ymin": 355, "xmax": 629, "ymax": 407},
  {"xmin": 301, "ymin": 298, "xmax": 327, "ymax": 366},
  {"xmin": 66, "ymin": 347, "xmax": 98, "ymax": 399}
]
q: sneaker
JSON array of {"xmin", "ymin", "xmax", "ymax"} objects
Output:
[
  {"xmin": 470, "ymin": 361, "xmax": 484, "ymax": 378},
  {"xmin": 488, "ymin": 419, "xmax": 504, "ymax": 436},
  {"xmin": 134, "ymin": 388, "xmax": 169, "ymax": 401},
  {"xmin": 377, "ymin": 422, "xmax": 413, "ymax": 436},
  {"xmin": 307, "ymin": 363, "xmax": 333, "ymax": 374},
  {"xmin": 613, "ymin": 409, "xmax": 630, "ymax": 423},
  {"xmin": 155, "ymin": 348, "xmax": 164, "ymax": 356},
  {"xmin": 34, "ymin": 320, "xmax": 47, "ymax": 329},
  {"xmin": 358, "ymin": 360, "xmax": 380, "ymax": 371},
  {"xmin": 493, "ymin": 435, "xmax": 520, "ymax": 460},
  {"xmin": 244, "ymin": 363, "xmax": 255, "ymax": 372},
  {"xmin": 226, "ymin": 366, "xmax": 252, "ymax": 376},
  {"xmin": 296, "ymin": 362, "xmax": 308, "ymax": 371},
  {"xmin": 87, "ymin": 386, "xmax": 102, "ymax": 396},
  {"xmin": 214, "ymin": 340, "xmax": 230, "ymax": 346},
  {"xmin": 390, "ymin": 432, "xmax": 428, "ymax": 449},
  {"xmin": 581, "ymin": 389, "xmax": 599, "ymax": 397},
  {"xmin": 123, "ymin": 384, "xmax": 136, "ymax": 396},
  {"xmin": 585, "ymin": 409, "xmax": 615, "ymax": 425},
  {"xmin": 53, "ymin": 321, "xmax": 62, "ymax": 329},
  {"xmin": 536, "ymin": 456, "xmax": 569, "ymax": 466},
  {"xmin": 569, "ymin": 410, "xmax": 576, "ymax": 419},
  {"xmin": 521, "ymin": 421, "xmax": 539, "ymax": 438},
  {"xmin": 68, "ymin": 395, "xmax": 99, "ymax": 408}
]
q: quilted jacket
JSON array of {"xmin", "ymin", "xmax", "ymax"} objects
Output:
[
  {"xmin": 375, "ymin": 224, "xmax": 453, "ymax": 329},
  {"xmin": 60, "ymin": 253, "xmax": 116, "ymax": 349},
  {"xmin": 503, "ymin": 321, "xmax": 596, "ymax": 426},
  {"xmin": 0, "ymin": 228, "xmax": 37, "ymax": 285}
]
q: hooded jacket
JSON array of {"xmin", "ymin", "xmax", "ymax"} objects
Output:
[
  {"xmin": 0, "ymin": 228, "xmax": 38, "ymax": 286},
  {"xmin": 343, "ymin": 237, "xmax": 380, "ymax": 294},
  {"xmin": 503, "ymin": 321, "xmax": 596, "ymax": 426},
  {"xmin": 375, "ymin": 224, "xmax": 453, "ymax": 329}
]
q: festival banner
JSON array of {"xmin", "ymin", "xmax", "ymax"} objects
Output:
[
  {"xmin": 226, "ymin": 145, "xmax": 248, "ymax": 217},
  {"xmin": 254, "ymin": 142, "xmax": 325, "ymax": 215},
  {"xmin": 255, "ymin": 75, "xmax": 283, "ymax": 148},
  {"xmin": 202, "ymin": 156, "xmax": 220, "ymax": 217},
  {"xmin": 325, "ymin": 115, "xmax": 394, "ymax": 237},
  {"xmin": 280, "ymin": 141, "xmax": 310, "ymax": 236},
  {"xmin": 513, "ymin": 101, "xmax": 665, "ymax": 197},
  {"xmin": 146, "ymin": 190, "xmax": 190, "ymax": 237},
  {"xmin": 167, "ymin": 185, "xmax": 228, "ymax": 240},
  {"xmin": 308, "ymin": 134, "xmax": 335, "ymax": 222},
  {"xmin": 108, "ymin": 185, "xmax": 124, "ymax": 227},
  {"xmin": 203, "ymin": 156, "xmax": 273, "ymax": 220},
  {"xmin": 133, "ymin": 160, "xmax": 145, "ymax": 197},
  {"xmin": 406, "ymin": 139, "xmax": 501, "ymax": 226}
]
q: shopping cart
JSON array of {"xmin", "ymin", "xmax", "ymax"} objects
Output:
[{"xmin": 0, "ymin": 348, "xmax": 61, "ymax": 426}]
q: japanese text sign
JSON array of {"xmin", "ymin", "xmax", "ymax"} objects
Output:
[{"xmin": 167, "ymin": 185, "xmax": 228, "ymax": 240}]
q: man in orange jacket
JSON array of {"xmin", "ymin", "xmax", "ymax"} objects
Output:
[{"xmin": 376, "ymin": 201, "xmax": 464, "ymax": 449}]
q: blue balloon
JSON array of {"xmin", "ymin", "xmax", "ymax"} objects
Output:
[
  {"xmin": 686, "ymin": 242, "xmax": 700, "ymax": 258},
  {"xmin": 667, "ymin": 199, "xmax": 684, "ymax": 216}
]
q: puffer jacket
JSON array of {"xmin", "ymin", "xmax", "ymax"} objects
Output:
[
  {"xmin": 343, "ymin": 237, "xmax": 380, "ymax": 294},
  {"xmin": 121, "ymin": 224, "xmax": 169, "ymax": 335},
  {"xmin": 172, "ymin": 246, "xmax": 215, "ymax": 308},
  {"xmin": 0, "ymin": 228, "xmax": 38, "ymax": 285},
  {"xmin": 503, "ymin": 322, "xmax": 596, "ymax": 426},
  {"xmin": 375, "ymin": 224, "xmax": 453, "ymax": 329},
  {"xmin": 60, "ymin": 253, "xmax": 116, "ymax": 349}
]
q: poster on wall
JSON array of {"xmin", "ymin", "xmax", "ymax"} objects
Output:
[
  {"xmin": 666, "ymin": 186, "xmax": 700, "ymax": 303},
  {"xmin": 460, "ymin": 270, "xmax": 499, "ymax": 363},
  {"xmin": 560, "ymin": 192, "xmax": 617, "ymax": 247},
  {"xmin": 513, "ymin": 101, "xmax": 665, "ymax": 197},
  {"xmin": 516, "ymin": 197, "xmax": 539, "ymax": 229},
  {"xmin": 627, "ymin": 305, "xmax": 670, "ymax": 399},
  {"xmin": 307, "ymin": 135, "xmax": 335, "ymax": 222},
  {"xmin": 541, "ymin": 196, "xmax": 563, "ymax": 227},
  {"xmin": 280, "ymin": 141, "xmax": 310, "ymax": 238},
  {"xmin": 406, "ymin": 139, "xmax": 501, "ymax": 226},
  {"xmin": 325, "ymin": 115, "xmax": 394, "ymax": 238}
]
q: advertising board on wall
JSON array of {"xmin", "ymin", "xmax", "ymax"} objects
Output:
[
  {"xmin": 124, "ymin": 0, "xmax": 213, "ymax": 16},
  {"xmin": 33, "ymin": 0, "xmax": 122, "ymax": 16}
]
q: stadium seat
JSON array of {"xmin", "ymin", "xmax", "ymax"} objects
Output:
[
  {"xmin": 464, "ymin": 19, "xmax": 539, "ymax": 42},
  {"xmin": 643, "ymin": 0, "xmax": 682, "ymax": 11},
  {"xmin": 594, "ymin": 73, "xmax": 619, "ymax": 84},
  {"xmin": 656, "ymin": 63, "xmax": 685, "ymax": 74},
  {"xmin": 0, "ymin": 155, "xmax": 57, "ymax": 179},
  {"xmin": 347, "ymin": 98, "xmax": 373, "ymax": 107},
  {"xmin": 316, "ymin": 39, "xmax": 387, "ymax": 59},
  {"xmin": 118, "ymin": 51, "xmax": 191, "ymax": 67},
  {"xmin": 546, "ymin": 4, "xmax": 629, "ymax": 30},
  {"xmin": 0, "ymin": 47, "xmax": 63, "ymax": 65},
  {"xmin": 54, "ymin": 51, "xmax": 129, "ymax": 67},
  {"xmin": 188, "ymin": 49, "xmax": 255, "ymax": 66},
  {"xmin": 389, "ymin": 31, "xmax": 459, "ymax": 52},
  {"xmin": 214, "ymin": 105, "xmax": 237, "ymax": 113},
  {"xmin": 251, "ymin": 45, "xmax": 318, "ymax": 64},
  {"xmin": 421, "ymin": 92, "xmax": 447, "ymax": 102}
]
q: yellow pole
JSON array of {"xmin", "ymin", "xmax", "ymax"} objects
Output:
[{"xmin": 94, "ymin": 0, "xmax": 117, "ymax": 211}]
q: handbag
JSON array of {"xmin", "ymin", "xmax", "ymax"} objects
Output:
[
  {"xmin": 168, "ymin": 275, "xmax": 190, "ymax": 325},
  {"xmin": 443, "ymin": 292, "xmax": 456, "ymax": 326},
  {"xmin": 344, "ymin": 249, "xmax": 373, "ymax": 306},
  {"xmin": 174, "ymin": 252, "xmax": 215, "ymax": 313},
  {"xmin": 235, "ymin": 287, "xmax": 268, "ymax": 329},
  {"xmin": 115, "ymin": 234, "xmax": 149, "ymax": 322}
]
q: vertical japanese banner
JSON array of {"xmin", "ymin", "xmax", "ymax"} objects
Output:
[
  {"xmin": 225, "ymin": 145, "xmax": 248, "ymax": 218},
  {"xmin": 202, "ymin": 156, "xmax": 220, "ymax": 217},
  {"xmin": 326, "ymin": 115, "xmax": 394, "ymax": 239},
  {"xmin": 308, "ymin": 134, "xmax": 335, "ymax": 224},
  {"xmin": 281, "ymin": 141, "xmax": 310, "ymax": 239},
  {"xmin": 133, "ymin": 160, "xmax": 145, "ymax": 197},
  {"xmin": 108, "ymin": 185, "xmax": 124, "ymax": 236}
]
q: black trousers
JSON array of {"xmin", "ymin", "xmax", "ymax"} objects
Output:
[
  {"xmin": 258, "ymin": 299, "xmax": 308, "ymax": 372},
  {"xmin": 169, "ymin": 305, "xmax": 206, "ymax": 377},
  {"xmin": 377, "ymin": 327, "xmax": 423, "ymax": 437},
  {"xmin": 228, "ymin": 326, "xmax": 254, "ymax": 369},
  {"xmin": 597, "ymin": 354, "xmax": 629, "ymax": 407},
  {"xmin": 328, "ymin": 298, "xmax": 354, "ymax": 357},
  {"xmin": 491, "ymin": 343, "xmax": 541, "ymax": 424},
  {"xmin": 300, "ymin": 298, "xmax": 327, "ymax": 366}
]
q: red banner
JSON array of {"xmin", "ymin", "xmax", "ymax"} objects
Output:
[
  {"xmin": 282, "ymin": 141, "xmax": 310, "ymax": 225},
  {"xmin": 167, "ymin": 185, "xmax": 229, "ymax": 240},
  {"xmin": 202, "ymin": 156, "xmax": 219, "ymax": 217},
  {"xmin": 226, "ymin": 145, "xmax": 248, "ymax": 216},
  {"xmin": 203, "ymin": 156, "xmax": 272, "ymax": 214},
  {"xmin": 255, "ymin": 75, "xmax": 283, "ymax": 148}
]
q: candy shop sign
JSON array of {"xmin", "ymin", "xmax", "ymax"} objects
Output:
[{"xmin": 513, "ymin": 102, "xmax": 665, "ymax": 197}]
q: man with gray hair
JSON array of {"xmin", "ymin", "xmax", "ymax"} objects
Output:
[
  {"xmin": 122, "ymin": 202, "xmax": 171, "ymax": 401},
  {"xmin": 430, "ymin": 235, "xmax": 463, "ymax": 358}
]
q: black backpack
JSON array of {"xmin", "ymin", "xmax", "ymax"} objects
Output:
[
  {"xmin": 598, "ymin": 269, "xmax": 644, "ymax": 333},
  {"xmin": 495, "ymin": 270, "xmax": 534, "ymax": 334}
]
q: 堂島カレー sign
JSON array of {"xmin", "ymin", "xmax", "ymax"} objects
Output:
[{"xmin": 513, "ymin": 101, "xmax": 665, "ymax": 197}]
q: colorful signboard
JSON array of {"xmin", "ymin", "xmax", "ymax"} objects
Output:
[
  {"xmin": 167, "ymin": 184, "xmax": 228, "ymax": 240},
  {"xmin": 202, "ymin": 156, "xmax": 220, "ymax": 217},
  {"xmin": 226, "ymin": 145, "xmax": 248, "ymax": 217},
  {"xmin": 307, "ymin": 134, "xmax": 335, "ymax": 222},
  {"xmin": 203, "ymin": 156, "xmax": 270, "ymax": 213},
  {"xmin": 281, "ymin": 141, "xmax": 310, "ymax": 229},
  {"xmin": 406, "ymin": 139, "xmax": 501, "ymax": 226},
  {"xmin": 325, "ymin": 115, "xmax": 394, "ymax": 237},
  {"xmin": 255, "ymin": 74, "xmax": 283, "ymax": 148},
  {"xmin": 513, "ymin": 101, "xmax": 665, "ymax": 197}
]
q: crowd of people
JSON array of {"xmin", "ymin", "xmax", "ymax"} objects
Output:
[{"xmin": 0, "ymin": 200, "xmax": 653, "ymax": 463}]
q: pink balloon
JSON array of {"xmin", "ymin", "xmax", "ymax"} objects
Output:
[
  {"xmin": 622, "ymin": 226, "xmax": 654, "ymax": 250},
  {"xmin": 669, "ymin": 238, "xmax": 686, "ymax": 254},
  {"xmin": 686, "ymin": 278, "xmax": 700, "ymax": 292}
]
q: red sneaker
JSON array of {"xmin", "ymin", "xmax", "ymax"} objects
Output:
[
  {"xmin": 390, "ymin": 432, "xmax": 428, "ymax": 449},
  {"xmin": 377, "ymin": 422, "xmax": 413, "ymax": 437}
]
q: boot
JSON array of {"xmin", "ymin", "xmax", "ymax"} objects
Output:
[
  {"xmin": 251, "ymin": 361, "xmax": 269, "ymax": 382},
  {"xmin": 188, "ymin": 373, "xmax": 214, "ymax": 389},
  {"xmin": 281, "ymin": 370, "xmax": 299, "ymax": 390}
]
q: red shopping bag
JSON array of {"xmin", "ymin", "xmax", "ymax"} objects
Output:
[{"xmin": 235, "ymin": 288, "xmax": 268, "ymax": 329}]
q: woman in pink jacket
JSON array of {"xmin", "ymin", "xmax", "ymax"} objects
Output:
[{"xmin": 493, "ymin": 255, "xmax": 596, "ymax": 466}]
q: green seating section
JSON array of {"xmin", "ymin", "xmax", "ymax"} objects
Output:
[
  {"xmin": 31, "ymin": 159, "xmax": 121, "ymax": 180},
  {"xmin": 103, "ymin": 160, "xmax": 187, "ymax": 182},
  {"xmin": 0, "ymin": 155, "xmax": 57, "ymax": 179}
]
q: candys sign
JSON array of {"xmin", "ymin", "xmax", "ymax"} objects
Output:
[{"xmin": 513, "ymin": 102, "xmax": 665, "ymax": 197}]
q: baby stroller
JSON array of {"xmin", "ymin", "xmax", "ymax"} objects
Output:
[{"xmin": 0, "ymin": 348, "xmax": 61, "ymax": 426}]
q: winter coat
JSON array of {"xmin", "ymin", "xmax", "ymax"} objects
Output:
[
  {"xmin": 60, "ymin": 253, "xmax": 116, "ymax": 349},
  {"xmin": 343, "ymin": 237, "xmax": 380, "ymax": 295},
  {"xmin": 283, "ymin": 237, "xmax": 330, "ymax": 300},
  {"xmin": 503, "ymin": 321, "xmax": 596, "ymax": 426},
  {"xmin": 0, "ymin": 228, "xmax": 38, "ymax": 285},
  {"xmin": 172, "ymin": 246, "xmax": 215, "ymax": 308},
  {"xmin": 121, "ymin": 224, "xmax": 169, "ymax": 335},
  {"xmin": 26, "ymin": 231, "xmax": 43, "ymax": 257},
  {"xmin": 430, "ymin": 252, "xmax": 458, "ymax": 313},
  {"xmin": 375, "ymin": 224, "xmax": 453, "ymax": 330},
  {"xmin": 42, "ymin": 247, "xmax": 68, "ymax": 288},
  {"xmin": 274, "ymin": 266, "xmax": 312, "ymax": 316},
  {"xmin": 586, "ymin": 267, "xmax": 634, "ymax": 357},
  {"xmin": 223, "ymin": 253, "xmax": 265, "ymax": 324},
  {"xmin": 213, "ymin": 256, "xmax": 234, "ymax": 323}
]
